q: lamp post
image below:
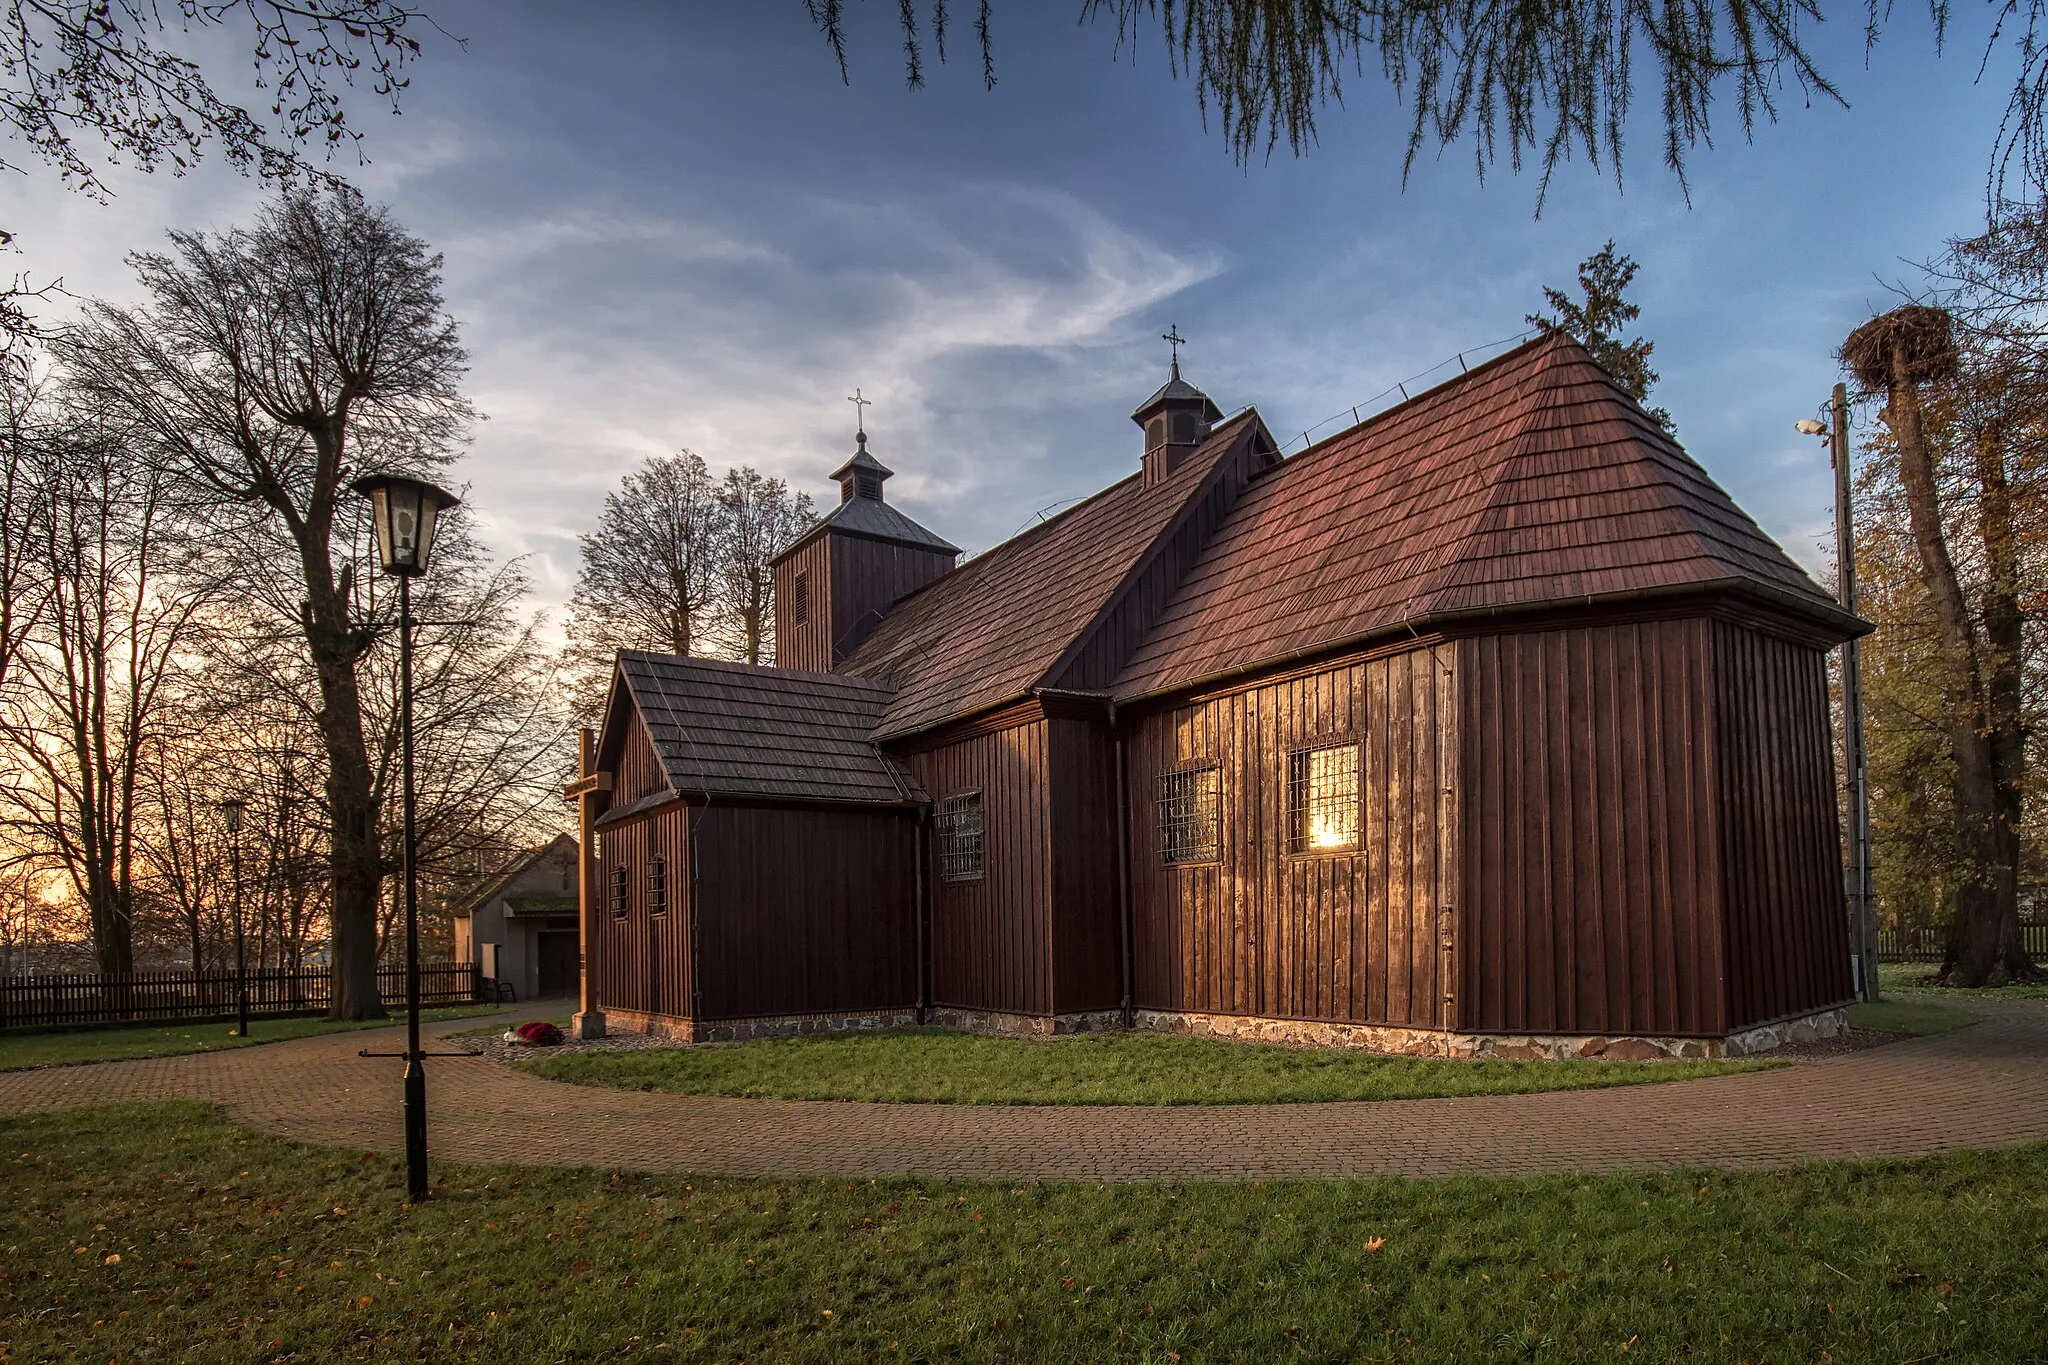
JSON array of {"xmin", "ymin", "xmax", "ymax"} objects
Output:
[
  {"xmin": 218, "ymin": 798, "xmax": 250, "ymax": 1036},
  {"xmin": 352, "ymin": 472, "xmax": 462, "ymax": 1203},
  {"xmin": 1798, "ymin": 385, "xmax": 1878, "ymax": 1003}
]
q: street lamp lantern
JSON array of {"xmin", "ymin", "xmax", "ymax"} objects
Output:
[
  {"xmin": 350, "ymin": 473, "xmax": 460, "ymax": 577},
  {"xmin": 351, "ymin": 472, "xmax": 459, "ymax": 1204},
  {"xmin": 218, "ymin": 796, "xmax": 247, "ymax": 834}
]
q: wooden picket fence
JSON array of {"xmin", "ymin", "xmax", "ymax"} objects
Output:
[
  {"xmin": 1877, "ymin": 920, "xmax": 2048, "ymax": 964},
  {"xmin": 0, "ymin": 963, "xmax": 481, "ymax": 1031}
]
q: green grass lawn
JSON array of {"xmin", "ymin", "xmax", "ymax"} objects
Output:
[
  {"xmin": 4, "ymin": 1101, "xmax": 2044, "ymax": 1363},
  {"xmin": 519, "ymin": 1028, "xmax": 1779, "ymax": 1106},
  {"xmin": 1847, "ymin": 997, "xmax": 1980, "ymax": 1037},
  {"xmin": 1879, "ymin": 961, "xmax": 2048, "ymax": 999},
  {"xmin": 0, "ymin": 1005, "xmax": 504, "ymax": 1072}
]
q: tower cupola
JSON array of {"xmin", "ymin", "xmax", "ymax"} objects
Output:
[
  {"xmin": 1132, "ymin": 325, "xmax": 1224, "ymax": 486},
  {"xmin": 831, "ymin": 433, "xmax": 891, "ymax": 504},
  {"xmin": 771, "ymin": 392, "xmax": 961, "ymax": 672}
]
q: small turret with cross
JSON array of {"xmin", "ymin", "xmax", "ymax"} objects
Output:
[
  {"xmin": 1131, "ymin": 324, "xmax": 1224, "ymax": 484},
  {"xmin": 832, "ymin": 387, "xmax": 891, "ymax": 504}
]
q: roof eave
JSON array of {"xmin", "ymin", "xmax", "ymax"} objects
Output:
[{"xmin": 1112, "ymin": 579, "xmax": 1867, "ymax": 708}]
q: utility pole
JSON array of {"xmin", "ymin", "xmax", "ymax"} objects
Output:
[{"xmin": 1832, "ymin": 383, "xmax": 1879, "ymax": 1002}]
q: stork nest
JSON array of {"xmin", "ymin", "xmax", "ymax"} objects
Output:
[{"xmin": 1841, "ymin": 305, "xmax": 1959, "ymax": 389}]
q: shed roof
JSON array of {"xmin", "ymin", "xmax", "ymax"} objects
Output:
[
  {"xmin": 450, "ymin": 833, "xmax": 575, "ymax": 918},
  {"xmin": 1114, "ymin": 334, "xmax": 1856, "ymax": 698},
  {"xmin": 614, "ymin": 652, "xmax": 924, "ymax": 804},
  {"xmin": 838, "ymin": 411, "xmax": 1264, "ymax": 739}
]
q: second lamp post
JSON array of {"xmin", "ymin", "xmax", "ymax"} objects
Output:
[
  {"xmin": 218, "ymin": 797, "xmax": 249, "ymax": 1036},
  {"xmin": 352, "ymin": 472, "xmax": 462, "ymax": 1203}
]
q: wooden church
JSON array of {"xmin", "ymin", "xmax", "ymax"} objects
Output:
[{"xmin": 567, "ymin": 334, "xmax": 1864, "ymax": 1058}]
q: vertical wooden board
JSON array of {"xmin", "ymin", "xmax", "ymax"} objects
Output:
[
  {"xmin": 909, "ymin": 719, "xmax": 1054, "ymax": 1017},
  {"xmin": 1050, "ymin": 718, "xmax": 1122, "ymax": 1014},
  {"xmin": 1406, "ymin": 649, "xmax": 1440, "ymax": 1027}
]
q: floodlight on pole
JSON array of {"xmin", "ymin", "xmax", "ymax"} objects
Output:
[
  {"xmin": 1801, "ymin": 390, "xmax": 1879, "ymax": 1001},
  {"xmin": 350, "ymin": 472, "xmax": 461, "ymax": 1203}
]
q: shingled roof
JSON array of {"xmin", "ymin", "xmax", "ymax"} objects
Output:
[
  {"xmin": 614, "ymin": 653, "xmax": 923, "ymax": 804},
  {"xmin": 600, "ymin": 333, "xmax": 1852, "ymax": 802},
  {"xmin": 838, "ymin": 411, "xmax": 1267, "ymax": 740},
  {"xmin": 1113, "ymin": 334, "xmax": 1857, "ymax": 699}
]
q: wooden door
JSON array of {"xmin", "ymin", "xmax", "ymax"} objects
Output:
[{"xmin": 537, "ymin": 931, "xmax": 580, "ymax": 998}]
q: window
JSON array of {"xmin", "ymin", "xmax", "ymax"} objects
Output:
[
  {"xmin": 936, "ymin": 792, "xmax": 984, "ymax": 882},
  {"xmin": 1169, "ymin": 410, "xmax": 1202, "ymax": 444},
  {"xmin": 1288, "ymin": 741, "xmax": 1360, "ymax": 854},
  {"xmin": 1158, "ymin": 766, "xmax": 1221, "ymax": 864},
  {"xmin": 609, "ymin": 865, "xmax": 629, "ymax": 919},
  {"xmin": 648, "ymin": 855, "xmax": 668, "ymax": 916},
  {"xmin": 855, "ymin": 470, "xmax": 883, "ymax": 500},
  {"xmin": 792, "ymin": 572, "xmax": 810, "ymax": 626},
  {"xmin": 1144, "ymin": 415, "xmax": 1167, "ymax": 450}
]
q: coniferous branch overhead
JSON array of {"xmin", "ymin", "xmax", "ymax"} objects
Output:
[{"xmin": 812, "ymin": 1, "xmax": 2048, "ymax": 208}]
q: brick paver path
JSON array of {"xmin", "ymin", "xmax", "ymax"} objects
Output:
[{"xmin": 5, "ymin": 1001, "xmax": 2045, "ymax": 1181}]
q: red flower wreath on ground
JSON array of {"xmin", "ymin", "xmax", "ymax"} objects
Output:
[{"xmin": 511, "ymin": 1021, "xmax": 565, "ymax": 1046}]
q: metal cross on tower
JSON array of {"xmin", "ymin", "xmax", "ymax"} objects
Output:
[
  {"xmin": 847, "ymin": 387, "xmax": 873, "ymax": 440},
  {"xmin": 1162, "ymin": 325, "xmax": 1186, "ymax": 376}
]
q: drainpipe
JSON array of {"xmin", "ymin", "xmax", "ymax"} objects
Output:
[
  {"xmin": 1112, "ymin": 700, "xmax": 1135, "ymax": 1030},
  {"xmin": 913, "ymin": 807, "xmax": 930, "ymax": 1026}
]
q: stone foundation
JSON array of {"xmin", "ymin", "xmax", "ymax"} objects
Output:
[
  {"xmin": 606, "ymin": 1008, "xmax": 920, "ymax": 1045},
  {"xmin": 1130, "ymin": 1005, "xmax": 1849, "ymax": 1060},
  {"xmin": 1723, "ymin": 1006, "xmax": 1849, "ymax": 1057},
  {"xmin": 604, "ymin": 1002, "xmax": 1849, "ymax": 1059},
  {"xmin": 925, "ymin": 1007, "xmax": 1124, "ymax": 1037}
]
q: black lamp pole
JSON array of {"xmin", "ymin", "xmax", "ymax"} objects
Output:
[
  {"xmin": 351, "ymin": 471, "xmax": 460, "ymax": 1205},
  {"xmin": 219, "ymin": 798, "xmax": 249, "ymax": 1036},
  {"xmin": 398, "ymin": 568, "xmax": 428, "ymax": 1202}
]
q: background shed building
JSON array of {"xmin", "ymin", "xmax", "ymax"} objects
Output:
[{"xmin": 575, "ymin": 335, "xmax": 1863, "ymax": 1056}]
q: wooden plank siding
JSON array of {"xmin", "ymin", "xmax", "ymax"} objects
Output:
[
  {"xmin": 593, "ymin": 804, "xmax": 691, "ymax": 1020},
  {"xmin": 1711, "ymin": 620, "xmax": 1855, "ymax": 1027},
  {"xmin": 828, "ymin": 534, "xmax": 956, "ymax": 665},
  {"xmin": 1457, "ymin": 620, "xmax": 1726, "ymax": 1037},
  {"xmin": 906, "ymin": 722, "xmax": 1055, "ymax": 1016},
  {"xmin": 1049, "ymin": 719, "xmax": 1123, "ymax": 1013},
  {"xmin": 692, "ymin": 804, "xmax": 918, "ymax": 1021},
  {"xmin": 613, "ymin": 706, "xmax": 674, "ymax": 808},
  {"xmin": 1125, "ymin": 647, "xmax": 1453, "ymax": 1027},
  {"xmin": 770, "ymin": 534, "xmax": 833, "ymax": 673}
]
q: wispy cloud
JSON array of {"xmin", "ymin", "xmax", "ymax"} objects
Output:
[{"xmin": 444, "ymin": 181, "xmax": 1222, "ymax": 613}]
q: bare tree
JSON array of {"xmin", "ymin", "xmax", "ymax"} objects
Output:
[
  {"xmin": 2, "ymin": 1, "xmax": 440, "ymax": 353},
  {"xmin": 355, "ymin": 516, "xmax": 571, "ymax": 957},
  {"xmin": 565, "ymin": 450, "xmax": 725, "ymax": 717},
  {"xmin": 62, "ymin": 187, "xmax": 474, "ymax": 1017},
  {"xmin": 1845, "ymin": 303, "xmax": 2043, "ymax": 986},
  {"xmin": 0, "ymin": 406, "xmax": 207, "ymax": 973},
  {"xmin": 716, "ymin": 466, "xmax": 813, "ymax": 667},
  {"xmin": 0, "ymin": 370, "xmax": 54, "ymax": 686}
]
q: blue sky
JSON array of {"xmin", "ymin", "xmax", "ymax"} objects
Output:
[{"xmin": 5, "ymin": 1, "xmax": 2016, "ymax": 621}]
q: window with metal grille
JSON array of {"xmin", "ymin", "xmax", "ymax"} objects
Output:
[
  {"xmin": 936, "ymin": 792, "xmax": 984, "ymax": 882},
  {"xmin": 1288, "ymin": 740, "xmax": 1360, "ymax": 854},
  {"xmin": 648, "ymin": 855, "xmax": 668, "ymax": 916},
  {"xmin": 609, "ymin": 865, "xmax": 629, "ymax": 918},
  {"xmin": 1158, "ymin": 766, "xmax": 1221, "ymax": 864},
  {"xmin": 792, "ymin": 572, "xmax": 810, "ymax": 625}
]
